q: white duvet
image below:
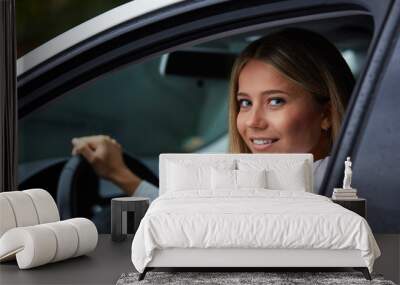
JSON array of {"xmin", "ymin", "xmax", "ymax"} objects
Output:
[{"xmin": 131, "ymin": 190, "xmax": 380, "ymax": 273}]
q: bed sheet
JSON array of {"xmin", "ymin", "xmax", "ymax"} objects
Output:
[{"xmin": 131, "ymin": 190, "xmax": 380, "ymax": 273}]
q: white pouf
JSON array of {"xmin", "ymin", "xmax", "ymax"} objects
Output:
[
  {"xmin": 0, "ymin": 189, "xmax": 60, "ymax": 237},
  {"xmin": 0, "ymin": 219, "xmax": 98, "ymax": 269},
  {"xmin": 24, "ymin": 188, "xmax": 60, "ymax": 224},
  {"xmin": 0, "ymin": 196, "xmax": 17, "ymax": 237},
  {"xmin": 0, "ymin": 191, "xmax": 40, "ymax": 228},
  {"xmin": 0, "ymin": 189, "xmax": 98, "ymax": 269}
]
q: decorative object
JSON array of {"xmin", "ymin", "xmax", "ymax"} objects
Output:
[
  {"xmin": 0, "ymin": 189, "xmax": 98, "ymax": 269},
  {"xmin": 0, "ymin": 189, "xmax": 59, "ymax": 236},
  {"xmin": 0, "ymin": 218, "xmax": 97, "ymax": 269},
  {"xmin": 343, "ymin": 156, "xmax": 353, "ymax": 189},
  {"xmin": 333, "ymin": 157, "xmax": 358, "ymax": 199},
  {"xmin": 111, "ymin": 197, "xmax": 149, "ymax": 242}
]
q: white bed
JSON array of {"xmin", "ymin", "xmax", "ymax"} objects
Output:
[{"xmin": 131, "ymin": 154, "xmax": 380, "ymax": 280}]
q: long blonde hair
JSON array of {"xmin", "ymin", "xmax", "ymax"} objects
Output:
[{"xmin": 228, "ymin": 28, "xmax": 354, "ymax": 154}]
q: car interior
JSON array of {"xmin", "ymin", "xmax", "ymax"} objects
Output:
[{"xmin": 18, "ymin": 14, "xmax": 373, "ymax": 233}]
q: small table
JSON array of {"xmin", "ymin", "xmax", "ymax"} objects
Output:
[
  {"xmin": 331, "ymin": 198, "xmax": 366, "ymax": 218},
  {"xmin": 111, "ymin": 197, "xmax": 150, "ymax": 242}
]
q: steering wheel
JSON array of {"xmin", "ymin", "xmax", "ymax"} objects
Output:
[{"xmin": 56, "ymin": 153, "xmax": 158, "ymax": 232}]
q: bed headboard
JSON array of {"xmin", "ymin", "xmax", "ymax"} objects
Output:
[{"xmin": 159, "ymin": 153, "xmax": 314, "ymax": 195}]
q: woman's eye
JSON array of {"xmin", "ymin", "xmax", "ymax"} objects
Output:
[
  {"xmin": 269, "ymin": 98, "xmax": 285, "ymax": 106},
  {"xmin": 238, "ymin": 99, "xmax": 251, "ymax": 108}
]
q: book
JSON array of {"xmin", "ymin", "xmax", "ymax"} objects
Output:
[
  {"xmin": 333, "ymin": 192, "xmax": 358, "ymax": 196},
  {"xmin": 332, "ymin": 194, "xmax": 358, "ymax": 199},
  {"xmin": 333, "ymin": 188, "xmax": 357, "ymax": 193},
  {"xmin": 332, "ymin": 196, "xmax": 359, "ymax": 200}
]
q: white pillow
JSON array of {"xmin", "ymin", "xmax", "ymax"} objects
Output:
[
  {"xmin": 236, "ymin": 169, "xmax": 267, "ymax": 188},
  {"xmin": 211, "ymin": 168, "xmax": 236, "ymax": 190},
  {"xmin": 269, "ymin": 165, "xmax": 307, "ymax": 191},
  {"xmin": 238, "ymin": 159, "xmax": 308, "ymax": 191},
  {"xmin": 211, "ymin": 168, "xmax": 268, "ymax": 190},
  {"xmin": 166, "ymin": 160, "xmax": 235, "ymax": 192},
  {"xmin": 167, "ymin": 162, "xmax": 210, "ymax": 191}
]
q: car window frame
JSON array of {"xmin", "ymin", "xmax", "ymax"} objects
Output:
[
  {"xmin": 321, "ymin": 0, "xmax": 399, "ymax": 196},
  {"xmin": 17, "ymin": 0, "xmax": 381, "ymax": 117},
  {"xmin": 17, "ymin": 0, "xmax": 395, "ymax": 198}
]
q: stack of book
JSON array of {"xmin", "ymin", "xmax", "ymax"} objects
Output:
[{"xmin": 332, "ymin": 188, "xmax": 358, "ymax": 199}]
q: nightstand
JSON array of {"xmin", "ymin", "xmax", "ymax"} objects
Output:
[
  {"xmin": 331, "ymin": 198, "xmax": 366, "ymax": 218},
  {"xmin": 111, "ymin": 197, "xmax": 150, "ymax": 242}
]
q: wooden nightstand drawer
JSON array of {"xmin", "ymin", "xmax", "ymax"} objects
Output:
[{"xmin": 331, "ymin": 198, "xmax": 366, "ymax": 218}]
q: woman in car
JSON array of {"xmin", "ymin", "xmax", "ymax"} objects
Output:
[{"xmin": 71, "ymin": 28, "xmax": 354, "ymax": 201}]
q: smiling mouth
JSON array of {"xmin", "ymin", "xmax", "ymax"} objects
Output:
[{"xmin": 250, "ymin": 138, "xmax": 279, "ymax": 150}]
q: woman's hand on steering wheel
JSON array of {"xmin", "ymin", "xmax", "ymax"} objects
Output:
[{"xmin": 71, "ymin": 135, "xmax": 141, "ymax": 195}]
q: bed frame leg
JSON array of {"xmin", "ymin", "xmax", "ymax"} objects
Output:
[
  {"xmin": 354, "ymin": 267, "xmax": 371, "ymax": 280},
  {"xmin": 138, "ymin": 268, "xmax": 148, "ymax": 281}
]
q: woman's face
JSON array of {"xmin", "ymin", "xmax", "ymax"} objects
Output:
[{"xmin": 236, "ymin": 59, "xmax": 330, "ymax": 157}]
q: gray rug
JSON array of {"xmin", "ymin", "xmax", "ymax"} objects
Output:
[{"xmin": 116, "ymin": 271, "xmax": 396, "ymax": 285}]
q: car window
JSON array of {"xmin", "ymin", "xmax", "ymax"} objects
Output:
[
  {"xmin": 18, "ymin": 14, "xmax": 372, "ymax": 190},
  {"xmin": 18, "ymin": 48, "xmax": 231, "ymax": 170},
  {"xmin": 16, "ymin": 0, "xmax": 131, "ymax": 57}
]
